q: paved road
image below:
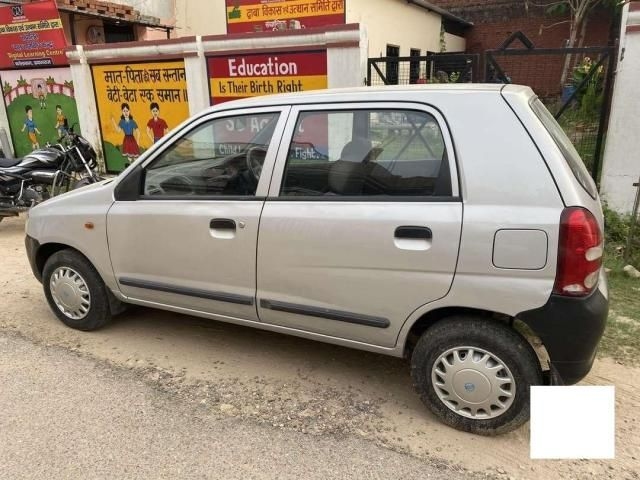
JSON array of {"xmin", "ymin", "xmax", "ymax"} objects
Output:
[{"xmin": 0, "ymin": 333, "xmax": 469, "ymax": 480}]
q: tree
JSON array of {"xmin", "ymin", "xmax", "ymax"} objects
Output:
[{"xmin": 530, "ymin": 0, "xmax": 622, "ymax": 84}]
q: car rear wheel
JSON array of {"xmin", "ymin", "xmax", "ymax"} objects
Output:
[
  {"xmin": 411, "ymin": 316, "xmax": 542, "ymax": 435},
  {"xmin": 43, "ymin": 249, "xmax": 112, "ymax": 331}
]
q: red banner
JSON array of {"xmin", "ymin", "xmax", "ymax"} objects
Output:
[
  {"xmin": 207, "ymin": 50, "xmax": 327, "ymax": 105},
  {"xmin": 226, "ymin": 0, "xmax": 345, "ymax": 34},
  {"xmin": 0, "ymin": 0, "xmax": 68, "ymax": 69}
]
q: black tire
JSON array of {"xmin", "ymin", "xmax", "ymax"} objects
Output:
[
  {"xmin": 411, "ymin": 316, "xmax": 542, "ymax": 436},
  {"xmin": 42, "ymin": 249, "xmax": 112, "ymax": 331}
]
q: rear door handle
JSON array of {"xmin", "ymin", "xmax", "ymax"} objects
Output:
[
  {"xmin": 210, "ymin": 218, "xmax": 236, "ymax": 230},
  {"xmin": 394, "ymin": 226, "xmax": 432, "ymax": 240}
]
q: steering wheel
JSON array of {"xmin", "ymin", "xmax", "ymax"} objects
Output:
[{"xmin": 245, "ymin": 146, "xmax": 267, "ymax": 183}]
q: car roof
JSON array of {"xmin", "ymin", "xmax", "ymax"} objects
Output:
[{"xmin": 208, "ymin": 84, "xmax": 533, "ymax": 112}]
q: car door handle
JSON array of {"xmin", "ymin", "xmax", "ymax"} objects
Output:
[
  {"xmin": 394, "ymin": 226, "xmax": 432, "ymax": 240},
  {"xmin": 210, "ymin": 218, "xmax": 236, "ymax": 230}
]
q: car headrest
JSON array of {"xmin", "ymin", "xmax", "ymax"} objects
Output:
[{"xmin": 340, "ymin": 137, "xmax": 373, "ymax": 163}]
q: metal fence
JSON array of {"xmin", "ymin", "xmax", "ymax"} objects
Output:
[
  {"xmin": 485, "ymin": 35, "xmax": 616, "ymax": 182},
  {"xmin": 367, "ymin": 52, "xmax": 480, "ymax": 86},
  {"xmin": 366, "ymin": 33, "xmax": 616, "ymax": 184}
]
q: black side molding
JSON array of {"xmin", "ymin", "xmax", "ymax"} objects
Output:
[
  {"xmin": 260, "ymin": 299, "xmax": 390, "ymax": 329},
  {"xmin": 119, "ymin": 277, "xmax": 254, "ymax": 306}
]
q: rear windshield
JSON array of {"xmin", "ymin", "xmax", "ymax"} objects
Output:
[{"xmin": 530, "ymin": 98, "xmax": 597, "ymax": 199}]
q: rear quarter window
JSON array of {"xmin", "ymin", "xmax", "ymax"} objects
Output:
[{"xmin": 529, "ymin": 98, "xmax": 597, "ymax": 199}]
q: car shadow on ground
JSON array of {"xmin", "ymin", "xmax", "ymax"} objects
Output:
[
  {"xmin": 96, "ymin": 305, "xmax": 439, "ymax": 440},
  {"xmin": 105, "ymin": 304, "xmax": 414, "ymax": 393}
]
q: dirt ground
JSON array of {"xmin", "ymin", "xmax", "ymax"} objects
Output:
[{"xmin": 1, "ymin": 215, "xmax": 638, "ymax": 479}]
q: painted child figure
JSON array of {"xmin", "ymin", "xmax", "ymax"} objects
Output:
[
  {"xmin": 54, "ymin": 105, "xmax": 68, "ymax": 139},
  {"xmin": 37, "ymin": 85, "xmax": 46, "ymax": 109},
  {"xmin": 21, "ymin": 106, "xmax": 41, "ymax": 150},
  {"xmin": 146, "ymin": 102, "xmax": 169, "ymax": 144},
  {"xmin": 111, "ymin": 102, "xmax": 140, "ymax": 166}
]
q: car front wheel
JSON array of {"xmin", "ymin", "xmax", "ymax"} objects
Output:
[
  {"xmin": 42, "ymin": 249, "xmax": 112, "ymax": 331},
  {"xmin": 411, "ymin": 316, "xmax": 542, "ymax": 435}
]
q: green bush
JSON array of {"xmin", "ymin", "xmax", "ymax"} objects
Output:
[
  {"xmin": 603, "ymin": 205, "xmax": 640, "ymax": 268},
  {"xmin": 572, "ymin": 57, "xmax": 604, "ymax": 119},
  {"xmin": 604, "ymin": 206, "xmax": 631, "ymax": 243}
]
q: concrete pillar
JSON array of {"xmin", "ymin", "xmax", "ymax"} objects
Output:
[
  {"xmin": 0, "ymin": 86, "xmax": 14, "ymax": 157},
  {"xmin": 327, "ymin": 24, "xmax": 368, "ymax": 88},
  {"xmin": 600, "ymin": 2, "xmax": 640, "ymax": 213},
  {"xmin": 68, "ymin": 45, "xmax": 105, "ymax": 170},
  {"xmin": 184, "ymin": 36, "xmax": 211, "ymax": 116}
]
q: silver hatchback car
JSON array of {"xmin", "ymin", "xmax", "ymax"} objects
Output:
[{"xmin": 25, "ymin": 85, "xmax": 608, "ymax": 435}]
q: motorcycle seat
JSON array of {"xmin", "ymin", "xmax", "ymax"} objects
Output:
[{"xmin": 0, "ymin": 157, "xmax": 22, "ymax": 168}]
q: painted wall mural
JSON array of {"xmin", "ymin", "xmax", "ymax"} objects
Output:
[
  {"xmin": 1, "ymin": 66, "xmax": 79, "ymax": 157},
  {"xmin": 91, "ymin": 60, "xmax": 190, "ymax": 172}
]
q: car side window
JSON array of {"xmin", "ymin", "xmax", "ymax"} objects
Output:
[
  {"xmin": 143, "ymin": 112, "xmax": 280, "ymax": 197},
  {"xmin": 280, "ymin": 109, "xmax": 451, "ymax": 197}
]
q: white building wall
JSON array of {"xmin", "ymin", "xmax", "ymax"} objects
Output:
[
  {"xmin": 600, "ymin": 4, "xmax": 640, "ymax": 214},
  {"xmin": 171, "ymin": 0, "xmax": 452, "ymax": 57},
  {"xmin": 106, "ymin": 1, "xmax": 176, "ymax": 41},
  {"xmin": 444, "ymin": 32, "xmax": 466, "ymax": 53},
  {"xmin": 174, "ymin": 0, "xmax": 227, "ymax": 37},
  {"xmin": 110, "ymin": 0, "xmax": 175, "ymax": 21},
  {"xmin": 346, "ymin": 0, "xmax": 442, "ymax": 56}
]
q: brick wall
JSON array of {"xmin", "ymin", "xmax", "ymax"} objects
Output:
[
  {"xmin": 434, "ymin": 0, "xmax": 613, "ymax": 95},
  {"xmin": 465, "ymin": 13, "xmax": 611, "ymax": 53},
  {"xmin": 436, "ymin": 0, "xmax": 527, "ymax": 19},
  {"xmin": 434, "ymin": 0, "xmax": 612, "ymax": 51}
]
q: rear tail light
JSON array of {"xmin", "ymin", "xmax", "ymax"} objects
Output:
[{"xmin": 553, "ymin": 207, "xmax": 603, "ymax": 297}]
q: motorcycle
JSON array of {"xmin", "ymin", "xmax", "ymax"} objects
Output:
[{"xmin": 0, "ymin": 126, "xmax": 103, "ymax": 222}]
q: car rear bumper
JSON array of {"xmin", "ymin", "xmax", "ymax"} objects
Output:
[
  {"xmin": 25, "ymin": 234, "xmax": 42, "ymax": 282},
  {"xmin": 517, "ymin": 271, "xmax": 608, "ymax": 385}
]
